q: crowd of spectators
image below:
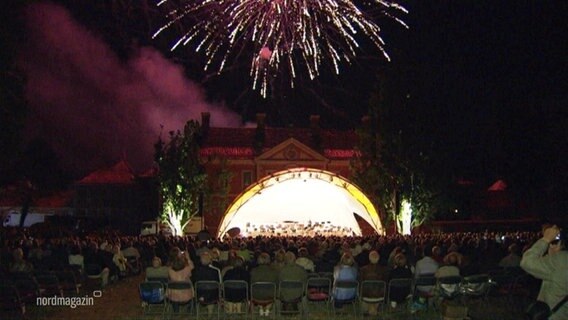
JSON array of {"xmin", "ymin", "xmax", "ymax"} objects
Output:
[{"xmin": 0, "ymin": 226, "xmax": 563, "ymax": 316}]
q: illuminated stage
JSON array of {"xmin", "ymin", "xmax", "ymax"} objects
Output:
[{"xmin": 217, "ymin": 168, "xmax": 384, "ymax": 238}]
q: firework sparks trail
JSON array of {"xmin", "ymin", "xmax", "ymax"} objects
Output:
[{"xmin": 153, "ymin": 0, "xmax": 407, "ymax": 97}]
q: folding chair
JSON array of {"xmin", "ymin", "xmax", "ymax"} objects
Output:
[
  {"xmin": 387, "ymin": 278, "xmax": 413, "ymax": 314},
  {"xmin": 359, "ymin": 280, "xmax": 386, "ymax": 316},
  {"xmin": 278, "ymin": 280, "xmax": 305, "ymax": 317},
  {"xmin": 35, "ymin": 272, "xmax": 63, "ymax": 297},
  {"xmin": 84, "ymin": 263, "xmax": 104, "ymax": 289},
  {"xmin": 250, "ymin": 281, "xmax": 277, "ymax": 319},
  {"xmin": 319, "ymin": 272, "xmax": 334, "ymax": 281},
  {"xmin": 56, "ymin": 270, "xmax": 81, "ymax": 295},
  {"xmin": 139, "ymin": 281, "xmax": 166, "ymax": 316},
  {"xmin": 331, "ymin": 280, "xmax": 359, "ymax": 318},
  {"xmin": 461, "ymin": 274, "xmax": 491, "ymax": 307},
  {"xmin": 0, "ymin": 283, "xmax": 26, "ymax": 319},
  {"xmin": 490, "ymin": 269, "xmax": 531, "ymax": 311},
  {"xmin": 222, "ymin": 280, "xmax": 249, "ymax": 319},
  {"xmin": 67, "ymin": 264, "xmax": 84, "ymax": 288},
  {"xmin": 413, "ymin": 274, "xmax": 437, "ymax": 309},
  {"xmin": 195, "ymin": 280, "xmax": 221, "ymax": 320},
  {"xmin": 13, "ymin": 275, "xmax": 41, "ymax": 304},
  {"xmin": 14, "ymin": 275, "xmax": 42, "ymax": 318},
  {"xmin": 166, "ymin": 281, "xmax": 194, "ymax": 316},
  {"xmin": 147, "ymin": 276, "xmax": 169, "ymax": 285},
  {"xmin": 306, "ymin": 277, "xmax": 332, "ymax": 316},
  {"xmin": 436, "ymin": 275, "xmax": 463, "ymax": 311},
  {"xmin": 125, "ymin": 256, "xmax": 141, "ymax": 275}
]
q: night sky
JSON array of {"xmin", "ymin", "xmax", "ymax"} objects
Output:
[{"xmin": 1, "ymin": 0, "xmax": 566, "ymax": 214}]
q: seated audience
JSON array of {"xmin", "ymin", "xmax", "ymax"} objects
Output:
[
  {"xmin": 270, "ymin": 249, "xmax": 286, "ymax": 273},
  {"xmin": 9, "ymin": 248, "xmax": 34, "ymax": 273},
  {"xmin": 145, "ymin": 256, "xmax": 169, "ymax": 280},
  {"xmin": 250, "ymin": 252, "xmax": 279, "ymax": 316},
  {"xmin": 279, "ymin": 251, "xmax": 308, "ymax": 311},
  {"xmin": 358, "ymin": 250, "xmax": 388, "ymax": 315},
  {"xmin": 167, "ymin": 250, "xmax": 194, "ymax": 313},
  {"xmin": 498, "ymin": 243, "xmax": 522, "ymax": 268},
  {"xmin": 223, "ymin": 256, "xmax": 250, "ymax": 313},
  {"xmin": 435, "ymin": 252, "xmax": 461, "ymax": 278},
  {"xmin": 414, "ymin": 245, "xmax": 439, "ymax": 295},
  {"xmin": 112, "ymin": 244, "xmax": 128, "ymax": 276},
  {"xmin": 83, "ymin": 243, "xmax": 111, "ymax": 288},
  {"xmin": 295, "ymin": 247, "xmax": 315, "ymax": 273},
  {"xmin": 121, "ymin": 241, "xmax": 140, "ymax": 260},
  {"xmin": 332, "ymin": 253, "xmax": 358, "ymax": 307},
  {"xmin": 68, "ymin": 245, "xmax": 85, "ymax": 271},
  {"xmin": 387, "ymin": 253, "xmax": 412, "ymax": 308},
  {"xmin": 192, "ymin": 252, "xmax": 222, "ymax": 315}
]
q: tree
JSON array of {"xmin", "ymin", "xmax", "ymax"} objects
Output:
[
  {"xmin": 154, "ymin": 120, "xmax": 208, "ymax": 236},
  {"xmin": 351, "ymin": 72, "xmax": 452, "ymax": 234}
]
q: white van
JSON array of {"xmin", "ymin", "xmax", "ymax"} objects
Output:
[
  {"xmin": 2, "ymin": 211, "xmax": 53, "ymax": 228},
  {"xmin": 140, "ymin": 217, "xmax": 202, "ymax": 236},
  {"xmin": 140, "ymin": 220, "xmax": 172, "ymax": 236}
]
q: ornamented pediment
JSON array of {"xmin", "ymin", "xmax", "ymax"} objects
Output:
[{"xmin": 257, "ymin": 138, "xmax": 327, "ymax": 162}]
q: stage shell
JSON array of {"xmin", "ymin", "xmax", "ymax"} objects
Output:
[{"xmin": 217, "ymin": 168, "xmax": 385, "ymax": 238}]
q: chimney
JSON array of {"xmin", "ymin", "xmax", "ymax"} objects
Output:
[
  {"xmin": 256, "ymin": 113, "xmax": 266, "ymax": 129},
  {"xmin": 254, "ymin": 113, "xmax": 266, "ymax": 154},
  {"xmin": 310, "ymin": 115, "xmax": 320, "ymax": 129},
  {"xmin": 310, "ymin": 115, "xmax": 322, "ymax": 151},
  {"xmin": 201, "ymin": 112, "xmax": 210, "ymax": 129},
  {"xmin": 201, "ymin": 112, "xmax": 210, "ymax": 137}
]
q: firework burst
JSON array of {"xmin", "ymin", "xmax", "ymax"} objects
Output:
[{"xmin": 153, "ymin": 0, "xmax": 407, "ymax": 97}]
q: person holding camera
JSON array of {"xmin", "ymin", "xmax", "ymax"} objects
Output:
[{"xmin": 520, "ymin": 225, "xmax": 568, "ymax": 320}]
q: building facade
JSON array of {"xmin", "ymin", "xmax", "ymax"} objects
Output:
[{"xmin": 199, "ymin": 113, "xmax": 360, "ymax": 233}]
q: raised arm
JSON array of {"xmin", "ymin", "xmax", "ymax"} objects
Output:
[{"xmin": 520, "ymin": 225, "xmax": 561, "ymax": 280}]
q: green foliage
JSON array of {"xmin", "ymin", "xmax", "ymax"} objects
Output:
[
  {"xmin": 351, "ymin": 72, "xmax": 452, "ymax": 233},
  {"xmin": 154, "ymin": 120, "xmax": 208, "ymax": 235},
  {"xmin": 215, "ymin": 158, "xmax": 233, "ymax": 212},
  {"xmin": 203, "ymin": 156, "xmax": 233, "ymax": 216}
]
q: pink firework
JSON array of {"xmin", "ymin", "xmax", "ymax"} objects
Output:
[{"xmin": 153, "ymin": 0, "xmax": 407, "ymax": 97}]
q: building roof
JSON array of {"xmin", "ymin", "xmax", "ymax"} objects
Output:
[
  {"xmin": 76, "ymin": 160, "xmax": 135, "ymax": 185},
  {"xmin": 201, "ymin": 127, "xmax": 358, "ymax": 159},
  {"xmin": 34, "ymin": 191, "xmax": 75, "ymax": 207}
]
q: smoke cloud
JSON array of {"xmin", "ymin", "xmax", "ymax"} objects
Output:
[{"xmin": 18, "ymin": 2, "xmax": 241, "ymax": 177}]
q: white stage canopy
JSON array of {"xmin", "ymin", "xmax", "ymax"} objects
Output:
[{"xmin": 217, "ymin": 168, "xmax": 384, "ymax": 238}]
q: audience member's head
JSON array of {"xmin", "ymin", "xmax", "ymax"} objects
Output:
[
  {"xmin": 508, "ymin": 243, "xmax": 520, "ymax": 255},
  {"xmin": 275, "ymin": 249, "xmax": 286, "ymax": 263},
  {"xmin": 369, "ymin": 250, "xmax": 380, "ymax": 264},
  {"xmin": 298, "ymin": 247, "xmax": 309, "ymax": 258},
  {"xmin": 284, "ymin": 251, "xmax": 296, "ymax": 264},
  {"xmin": 233, "ymin": 255, "xmax": 245, "ymax": 268},
  {"xmin": 339, "ymin": 253, "xmax": 355, "ymax": 266},
  {"xmin": 13, "ymin": 248, "xmax": 24, "ymax": 261},
  {"xmin": 432, "ymin": 245, "xmax": 442, "ymax": 257},
  {"xmin": 210, "ymin": 247, "xmax": 220, "ymax": 261},
  {"xmin": 200, "ymin": 252, "xmax": 212, "ymax": 266},
  {"xmin": 257, "ymin": 252, "xmax": 271, "ymax": 265},
  {"xmin": 394, "ymin": 253, "xmax": 407, "ymax": 268},
  {"xmin": 152, "ymin": 256, "xmax": 162, "ymax": 268},
  {"xmin": 171, "ymin": 255, "xmax": 187, "ymax": 272},
  {"xmin": 443, "ymin": 252, "xmax": 460, "ymax": 266}
]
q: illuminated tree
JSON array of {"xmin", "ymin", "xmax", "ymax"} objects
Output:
[{"xmin": 154, "ymin": 120, "xmax": 207, "ymax": 236}]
